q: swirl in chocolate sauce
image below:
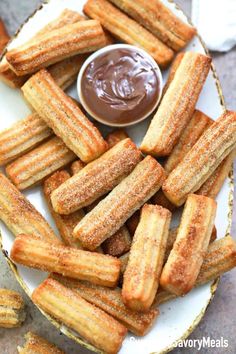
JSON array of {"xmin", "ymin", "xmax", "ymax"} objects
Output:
[{"xmin": 81, "ymin": 48, "xmax": 160, "ymax": 125}]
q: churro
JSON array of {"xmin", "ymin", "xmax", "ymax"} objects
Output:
[
  {"xmin": 22, "ymin": 69, "xmax": 107, "ymax": 162},
  {"xmin": 32, "ymin": 279, "xmax": 127, "ymax": 354},
  {"xmin": 11, "ymin": 234, "xmax": 120, "ymax": 287},
  {"xmin": 109, "ymin": 0, "xmax": 196, "ymax": 51},
  {"xmin": 160, "ymin": 194, "xmax": 216, "ymax": 296},
  {"xmin": 151, "ymin": 190, "xmax": 176, "ymax": 211},
  {"xmin": 0, "ymin": 113, "xmax": 52, "ymax": 166},
  {"xmin": 6, "ymin": 20, "xmax": 107, "ymax": 76},
  {"xmin": 43, "ymin": 171, "xmax": 85, "ymax": 248},
  {"xmin": 0, "ymin": 173, "xmax": 59, "ymax": 243},
  {"xmin": 141, "ymin": 52, "xmax": 211, "ymax": 156},
  {"xmin": 163, "ymin": 111, "xmax": 236, "ymax": 206},
  {"xmin": 122, "ymin": 204, "xmax": 171, "ymax": 311},
  {"xmin": 0, "ymin": 289, "xmax": 25, "ymax": 328},
  {"xmin": 51, "ymin": 138, "xmax": 141, "ymax": 214},
  {"xmin": 74, "ymin": 156, "xmax": 166, "ymax": 250},
  {"xmin": 71, "ymin": 160, "xmax": 85, "ymax": 175},
  {"xmin": 106, "ymin": 129, "xmax": 129, "ymax": 149},
  {"xmin": 164, "ymin": 110, "xmax": 213, "ymax": 174},
  {"xmin": 52, "ymin": 275, "xmax": 159, "ymax": 336},
  {"xmin": 162, "ymin": 52, "xmax": 184, "ymax": 94},
  {"xmin": 102, "ymin": 225, "xmax": 131, "ymax": 257},
  {"xmin": 6, "ymin": 137, "xmax": 76, "ymax": 190},
  {"xmin": 83, "ymin": 0, "xmax": 174, "ymax": 68},
  {"xmin": 17, "ymin": 332, "xmax": 65, "ymax": 354}
]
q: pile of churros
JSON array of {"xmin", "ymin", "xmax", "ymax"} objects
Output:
[{"xmin": 0, "ymin": 2, "xmax": 236, "ymax": 354}]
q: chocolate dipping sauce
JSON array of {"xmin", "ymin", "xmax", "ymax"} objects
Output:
[{"xmin": 81, "ymin": 48, "xmax": 160, "ymax": 125}]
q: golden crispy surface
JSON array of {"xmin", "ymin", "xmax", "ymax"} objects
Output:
[
  {"xmin": 122, "ymin": 204, "xmax": 171, "ymax": 311},
  {"xmin": 197, "ymin": 148, "xmax": 236, "ymax": 199},
  {"xmin": 74, "ymin": 156, "xmax": 166, "ymax": 250},
  {"xmin": 162, "ymin": 52, "xmax": 184, "ymax": 95},
  {"xmin": 18, "ymin": 332, "xmax": 65, "ymax": 354},
  {"xmin": 164, "ymin": 110, "xmax": 213, "ymax": 174},
  {"xmin": 0, "ymin": 288, "xmax": 25, "ymax": 328},
  {"xmin": 109, "ymin": 0, "xmax": 196, "ymax": 51},
  {"xmin": 52, "ymin": 275, "xmax": 159, "ymax": 336},
  {"xmin": 43, "ymin": 171, "xmax": 85, "ymax": 248},
  {"xmin": 102, "ymin": 225, "xmax": 131, "ymax": 257},
  {"xmin": 6, "ymin": 20, "xmax": 107, "ymax": 76},
  {"xmin": 163, "ymin": 111, "xmax": 236, "ymax": 206},
  {"xmin": 70, "ymin": 160, "xmax": 85, "ymax": 175},
  {"xmin": 0, "ymin": 173, "xmax": 59, "ymax": 243},
  {"xmin": 160, "ymin": 194, "xmax": 216, "ymax": 296},
  {"xmin": 0, "ymin": 9, "xmax": 84, "ymax": 88},
  {"xmin": 106, "ymin": 129, "xmax": 129, "ymax": 149},
  {"xmin": 6, "ymin": 137, "xmax": 76, "ymax": 190},
  {"xmin": 152, "ymin": 190, "xmax": 176, "ymax": 212},
  {"xmin": 32, "ymin": 279, "xmax": 127, "ymax": 354},
  {"xmin": 51, "ymin": 139, "xmax": 141, "ymax": 214},
  {"xmin": 11, "ymin": 234, "xmax": 120, "ymax": 287},
  {"xmin": 22, "ymin": 69, "xmax": 107, "ymax": 163},
  {"xmin": 83, "ymin": 0, "xmax": 174, "ymax": 68},
  {"xmin": 0, "ymin": 113, "xmax": 52, "ymax": 166},
  {"xmin": 141, "ymin": 52, "xmax": 211, "ymax": 157}
]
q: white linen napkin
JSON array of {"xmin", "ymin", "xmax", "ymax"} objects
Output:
[{"xmin": 192, "ymin": 0, "xmax": 236, "ymax": 52}]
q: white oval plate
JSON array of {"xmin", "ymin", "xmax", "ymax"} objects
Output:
[{"xmin": 0, "ymin": 1, "xmax": 233, "ymax": 353}]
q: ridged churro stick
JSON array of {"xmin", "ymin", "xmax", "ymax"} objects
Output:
[
  {"xmin": 102, "ymin": 226, "xmax": 132, "ymax": 257},
  {"xmin": 0, "ymin": 289, "xmax": 25, "ymax": 328},
  {"xmin": 160, "ymin": 194, "xmax": 216, "ymax": 296},
  {"xmin": 0, "ymin": 113, "xmax": 52, "ymax": 166},
  {"xmin": 11, "ymin": 234, "xmax": 120, "ymax": 287},
  {"xmin": 51, "ymin": 139, "xmax": 141, "ymax": 214},
  {"xmin": 164, "ymin": 110, "xmax": 213, "ymax": 174},
  {"xmin": 163, "ymin": 111, "xmax": 236, "ymax": 206},
  {"xmin": 6, "ymin": 137, "xmax": 76, "ymax": 190},
  {"xmin": 155, "ymin": 236, "xmax": 236, "ymax": 305},
  {"xmin": 122, "ymin": 204, "xmax": 171, "ymax": 311},
  {"xmin": 22, "ymin": 69, "xmax": 107, "ymax": 162},
  {"xmin": 141, "ymin": 52, "xmax": 211, "ymax": 157},
  {"xmin": 6, "ymin": 20, "xmax": 107, "ymax": 76},
  {"xmin": 71, "ymin": 160, "xmax": 85, "ymax": 175},
  {"xmin": 43, "ymin": 171, "xmax": 84, "ymax": 248},
  {"xmin": 0, "ymin": 9, "xmax": 85, "ymax": 88},
  {"xmin": 74, "ymin": 156, "xmax": 166, "ymax": 250},
  {"xmin": 0, "ymin": 173, "xmax": 59, "ymax": 243},
  {"xmin": 109, "ymin": 0, "xmax": 196, "ymax": 51},
  {"xmin": 197, "ymin": 148, "xmax": 236, "ymax": 199},
  {"xmin": 52, "ymin": 275, "xmax": 159, "ymax": 336},
  {"xmin": 106, "ymin": 129, "xmax": 129, "ymax": 149},
  {"xmin": 17, "ymin": 332, "xmax": 65, "ymax": 354},
  {"xmin": 162, "ymin": 52, "xmax": 184, "ymax": 95},
  {"xmin": 83, "ymin": 0, "xmax": 174, "ymax": 68},
  {"xmin": 0, "ymin": 18, "xmax": 9, "ymax": 53},
  {"xmin": 32, "ymin": 279, "xmax": 127, "ymax": 354}
]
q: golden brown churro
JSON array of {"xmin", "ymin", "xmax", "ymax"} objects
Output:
[
  {"xmin": 163, "ymin": 111, "xmax": 236, "ymax": 206},
  {"xmin": 196, "ymin": 148, "xmax": 236, "ymax": 199},
  {"xmin": 160, "ymin": 194, "xmax": 216, "ymax": 296},
  {"xmin": 74, "ymin": 156, "xmax": 166, "ymax": 250},
  {"xmin": 0, "ymin": 18, "xmax": 9, "ymax": 53},
  {"xmin": 162, "ymin": 52, "xmax": 184, "ymax": 94},
  {"xmin": 164, "ymin": 110, "xmax": 213, "ymax": 174},
  {"xmin": 151, "ymin": 190, "xmax": 176, "ymax": 212},
  {"xmin": 6, "ymin": 137, "xmax": 76, "ymax": 190},
  {"xmin": 102, "ymin": 225, "xmax": 132, "ymax": 256},
  {"xmin": 109, "ymin": 0, "xmax": 196, "ymax": 51},
  {"xmin": 52, "ymin": 275, "xmax": 159, "ymax": 336},
  {"xmin": 106, "ymin": 129, "xmax": 129, "ymax": 149},
  {"xmin": 0, "ymin": 173, "xmax": 59, "ymax": 243},
  {"xmin": 155, "ymin": 236, "xmax": 236, "ymax": 306},
  {"xmin": 0, "ymin": 9, "xmax": 84, "ymax": 88},
  {"xmin": 83, "ymin": 0, "xmax": 174, "ymax": 68},
  {"xmin": 17, "ymin": 332, "xmax": 65, "ymax": 354},
  {"xmin": 141, "ymin": 52, "xmax": 211, "ymax": 157},
  {"xmin": 43, "ymin": 171, "xmax": 85, "ymax": 248},
  {"xmin": 6, "ymin": 20, "xmax": 107, "ymax": 76},
  {"xmin": 0, "ymin": 113, "xmax": 52, "ymax": 166},
  {"xmin": 32, "ymin": 279, "xmax": 127, "ymax": 354},
  {"xmin": 0, "ymin": 289, "xmax": 25, "ymax": 328},
  {"xmin": 51, "ymin": 139, "xmax": 141, "ymax": 214},
  {"xmin": 11, "ymin": 234, "xmax": 120, "ymax": 287},
  {"xmin": 22, "ymin": 69, "xmax": 107, "ymax": 162},
  {"xmin": 71, "ymin": 160, "xmax": 85, "ymax": 175},
  {"xmin": 122, "ymin": 204, "xmax": 171, "ymax": 311}
]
